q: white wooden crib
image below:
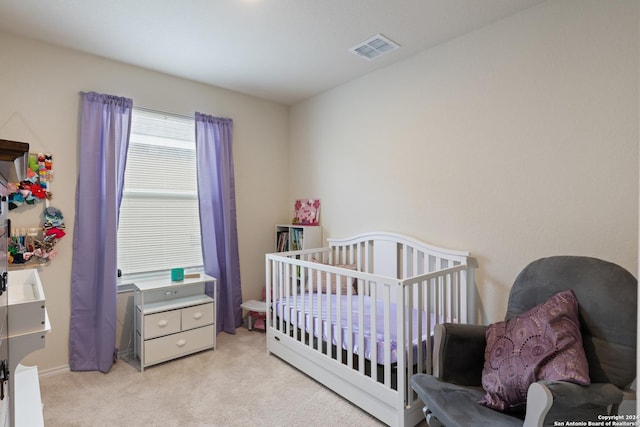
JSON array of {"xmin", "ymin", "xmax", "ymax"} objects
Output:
[{"xmin": 265, "ymin": 232, "xmax": 477, "ymax": 427}]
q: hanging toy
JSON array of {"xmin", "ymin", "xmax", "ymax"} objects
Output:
[
  {"xmin": 43, "ymin": 206, "xmax": 65, "ymax": 229},
  {"xmin": 29, "ymin": 154, "xmax": 39, "ymax": 174},
  {"xmin": 37, "ymin": 152, "xmax": 47, "ymax": 183},
  {"xmin": 44, "ymin": 153, "xmax": 54, "ymax": 182},
  {"xmin": 8, "ymin": 153, "xmax": 54, "ymax": 212}
]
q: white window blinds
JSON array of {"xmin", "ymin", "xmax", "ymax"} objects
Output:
[{"xmin": 117, "ymin": 108, "xmax": 203, "ymax": 275}]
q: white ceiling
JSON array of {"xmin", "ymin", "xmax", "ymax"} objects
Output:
[{"xmin": 0, "ymin": 0, "xmax": 546, "ymax": 105}]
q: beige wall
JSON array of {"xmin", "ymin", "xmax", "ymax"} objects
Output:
[
  {"xmin": 1, "ymin": 0, "xmax": 638, "ymax": 372},
  {"xmin": 290, "ymin": 0, "xmax": 639, "ymax": 323},
  {"xmin": 0, "ymin": 32, "xmax": 290, "ymax": 371}
]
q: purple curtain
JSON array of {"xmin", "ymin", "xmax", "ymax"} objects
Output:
[
  {"xmin": 195, "ymin": 113, "xmax": 242, "ymax": 334},
  {"xmin": 70, "ymin": 92, "xmax": 132, "ymax": 372}
]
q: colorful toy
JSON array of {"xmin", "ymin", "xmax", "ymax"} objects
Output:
[
  {"xmin": 8, "ymin": 207, "xmax": 65, "ymax": 264},
  {"xmin": 44, "ymin": 154, "xmax": 53, "ymax": 182},
  {"xmin": 28, "ymin": 154, "xmax": 39, "ymax": 174}
]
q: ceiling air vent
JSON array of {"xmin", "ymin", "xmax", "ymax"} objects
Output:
[{"xmin": 350, "ymin": 33, "xmax": 400, "ymax": 61}]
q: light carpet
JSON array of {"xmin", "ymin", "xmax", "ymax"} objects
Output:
[{"xmin": 39, "ymin": 328, "xmax": 386, "ymax": 426}]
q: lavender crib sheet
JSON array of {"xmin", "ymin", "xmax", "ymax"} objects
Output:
[{"xmin": 274, "ymin": 293, "xmax": 433, "ymax": 365}]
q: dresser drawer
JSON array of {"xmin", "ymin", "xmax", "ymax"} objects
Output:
[
  {"xmin": 144, "ymin": 309, "xmax": 181, "ymax": 339},
  {"xmin": 144, "ymin": 325, "xmax": 215, "ymax": 365},
  {"xmin": 181, "ymin": 303, "xmax": 214, "ymax": 331}
]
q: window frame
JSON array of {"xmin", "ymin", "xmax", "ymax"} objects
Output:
[{"xmin": 117, "ymin": 107, "xmax": 204, "ymax": 288}]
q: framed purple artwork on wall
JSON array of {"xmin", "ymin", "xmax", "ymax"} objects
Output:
[{"xmin": 293, "ymin": 198, "xmax": 320, "ymax": 225}]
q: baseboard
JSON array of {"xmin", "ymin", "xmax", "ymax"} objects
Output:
[
  {"xmin": 37, "ymin": 364, "xmax": 70, "ymax": 378},
  {"xmin": 34, "ymin": 349, "xmax": 134, "ymax": 378}
]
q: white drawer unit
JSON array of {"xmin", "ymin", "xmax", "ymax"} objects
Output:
[{"xmin": 134, "ymin": 274, "xmax": 217, "ymax": 372}]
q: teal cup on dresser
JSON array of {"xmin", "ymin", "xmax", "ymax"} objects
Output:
[{"xmin": 171, "ymin": 268, "xmax": 184, "ymax": 281}]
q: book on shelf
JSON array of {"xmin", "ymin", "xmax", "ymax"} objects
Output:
[
  {"xmin": 277, "ymin": 231, "xmax": 289, "ymax": 252},
  {"xmin": 291, "ymin": 228, "xmax": 304, "ymax": 251}
]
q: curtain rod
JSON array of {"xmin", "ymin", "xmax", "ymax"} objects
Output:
[
  {"xmin": 79, "ymin": 92, "xmax": 197, "ymax": 120},
  {"xmin": 134, "ymin": 105, "xmax": 195, "ymax": 120}
]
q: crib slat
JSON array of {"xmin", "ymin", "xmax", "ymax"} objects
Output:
[
  {"xmin": 346, "ymin": 288, "xmax": 353, "ymax": 369},
  {"xmin": 416, "ymin": 279, "xmax": 424, "ymax": 376},
  {"xmin": 325, "ymin": 272, "xmax": 332, "ymax": 358},
  {"xmin": 369, "ymin": 280, "xmax": 378, "ymax": 383},
  {"xmin": 454, "ymin": 270, "xmax": 460, "ymax": 322},
  {"xmin": 425, "ymin": 277, "xmax": 432, "ymax": 374},
  {"xmin": 405, "ymin": 284, "xmax": 414, "ymax": 403},
  {"xmin": 357, "ymin": 282, "xmax": 365, "ymax": 375},
  {"xmin": 447, "ymin": 272, "xmax": 453, "ymax": 322},
  {"xmin": 316, "ymin": 270, "xmax": 322, "ymax": 352},
  {"xmin": 336, "ymin": 280, "xmax": 343, "ymax": 365},
  {"xmin": 383, "ymin": 284, "xmax": 391, "ymax": 387},
  {"xmin": 281, "ymin": 259, "xmax": 286, "ymax": 333}
]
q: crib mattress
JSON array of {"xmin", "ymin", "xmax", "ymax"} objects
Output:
[{"xmin": 274, "ymin": 293, "xmax": 432, "ymax": 365}]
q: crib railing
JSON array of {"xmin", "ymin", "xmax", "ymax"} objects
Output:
[{"xmin": 265, "ymin": 246, "xmax": 473, "ymax": 423}]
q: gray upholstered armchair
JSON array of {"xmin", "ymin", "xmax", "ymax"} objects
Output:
[{"xmin": 411, "ymin": 256, "xmax": 637, "ymax": 427}]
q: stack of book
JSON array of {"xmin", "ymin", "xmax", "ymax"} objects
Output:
[
  {"xmin": 277, "ymin": 231, "xmax": 289, "ymax": 251},
  {"xmin": 290, "ymin": 228, "xmax": 304, "ymax": 250}
]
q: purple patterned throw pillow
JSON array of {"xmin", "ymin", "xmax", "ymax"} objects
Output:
[{"xmin": 479, "ymin": 289, "xmax": 590, "ymax": 412}]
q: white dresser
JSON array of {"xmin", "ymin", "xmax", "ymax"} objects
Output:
[{"xmin": 134, "ymin": 274, "xmax": 216, "ymax": 372}]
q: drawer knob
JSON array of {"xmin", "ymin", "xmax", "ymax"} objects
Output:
[
  {"xmin": 157, "ymin": 320, "xmax": 169, "ymax": 328},
  {"xmin": 176, "ymin": 339, "xmax": 186, "ymax": 347},
  {"xmin": 193, "ymin": 312, "xmax": 203, "ymax": 320}
]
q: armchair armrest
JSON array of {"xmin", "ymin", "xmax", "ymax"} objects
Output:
[
  {"xmin": 433, "ymin": 323, "xmax": 487, "ymax": 386},
  {"xmin": 620, "ymin": 388, "xmax": 636, "ymax": 416},
  {"xmin": 524, "ymin": 381, "xmax": 625, "ymax": 427}
]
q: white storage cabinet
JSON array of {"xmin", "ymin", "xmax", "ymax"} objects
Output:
[{"xmin": 134, "ymin": 274, "xmax": 216, "ymax": 372}]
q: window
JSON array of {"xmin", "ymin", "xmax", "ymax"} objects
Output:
[{"xmin": 117, "ymin": 108, "xmax": 203, "ymax": 277}]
